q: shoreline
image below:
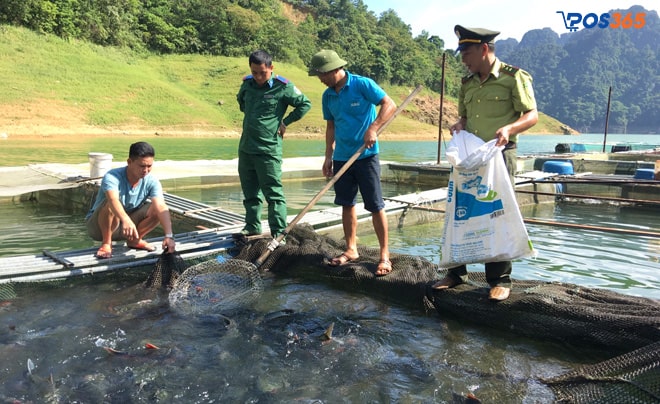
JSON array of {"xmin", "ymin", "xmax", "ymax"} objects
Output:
[
  {"xmin": 0, "ymin": 125, "xmax": 563, "ymax": 142},
  {"xmin": 0, "ymin": 127, "xmax": 444, "ymax": 141}
]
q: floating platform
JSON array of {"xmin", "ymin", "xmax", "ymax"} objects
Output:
[
  {"xmin": 1, "ymin": 155, "xmax": 657, "ymax": 284},
  {"xmin": 0, "ymin": 188, "xmax": 448, "ymax": 284}
]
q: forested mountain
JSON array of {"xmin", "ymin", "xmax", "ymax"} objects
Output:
[
  {"xmin": 0, "ymin": 1, "xmax": 657, "ymax": 133},
  {"xmin": 498, "ymin": 5, "xmax": 659, "ymax": 134}
]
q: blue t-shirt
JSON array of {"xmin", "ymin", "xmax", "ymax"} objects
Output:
[
  {"xmin": 85, "ymin": 166, "xmax": 163, "ymax": 220},
  {"xmin": 321, "ymin": 71, "xmax": 386, "ymax": 161}
]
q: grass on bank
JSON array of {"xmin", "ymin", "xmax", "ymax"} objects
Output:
[{"xmin": 0, "ymin": 24, "xmax": 566, "ymax": 137}]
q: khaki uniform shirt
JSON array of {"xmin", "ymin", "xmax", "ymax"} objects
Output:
[{"xmin": 458, "ymin": 58, "xmax": 536, "ymax": 144}]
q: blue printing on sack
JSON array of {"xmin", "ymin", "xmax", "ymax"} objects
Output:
[{"xmin": 454, "ymin": 191, "xmax": 504, "ymax": 221}]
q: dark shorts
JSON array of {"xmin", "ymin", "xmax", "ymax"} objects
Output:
[{"xmin": 333, "ymin": 154, "xmax": 385, "ymax": 213}]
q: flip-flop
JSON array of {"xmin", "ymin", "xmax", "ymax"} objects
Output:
[
  {"xmin": 94, "ymin": 245, "xmax": 112, "ymax": 259},
  {"xmin": 127, "ymin": 240, "xmax": 157, "ymax": 252},
  {"xmin": 328, "ymin": 253, "xmax": 359, "ymax": 267},
  {"xmin": 375, "ymin": 259, "xmax": 392, "ymax": 276}
]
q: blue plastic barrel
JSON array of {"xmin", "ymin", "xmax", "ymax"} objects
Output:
[
  {"xmin": 542, "ymin": 160, "xmax": 574, "ymax": 175},
  {"xmin": 633, "ymin": 168, "xmax": 655, "ymax": 180},
  {"xmin": 571, "ymin": 143, "xmax": 587, "ymax": 152}
]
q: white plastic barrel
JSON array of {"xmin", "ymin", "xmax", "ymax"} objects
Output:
[{"xmin": 88, "ymin": 152, "xmax": 113, "ymax": 178}]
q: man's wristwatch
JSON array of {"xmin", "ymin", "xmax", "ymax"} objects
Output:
[{"xmin": 165, "ymin": 233, "xmax": 174, "ymax": 239}]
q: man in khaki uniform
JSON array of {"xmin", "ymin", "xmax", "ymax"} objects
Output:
[{"xmin": 432, "ymin": 26, "xmax": 538, "ymax": 301}]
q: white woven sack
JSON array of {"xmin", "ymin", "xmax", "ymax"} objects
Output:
[{"xmin": 439, "ymin": 131, "xmax": 536, "ymax": 267}]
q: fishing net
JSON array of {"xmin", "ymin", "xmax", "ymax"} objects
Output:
[
  {"xmin": 167, "ymin": 257, "xmax": 263, "ymax": 316},
  {"xmin": 0, "ymin": 165, "xmax": 84, "ymax": 197},
  {"xmin": 147, "ymin": 223, "xmax": 660, "ymax": 402},
  {"xmin": 144, "ymin": 250, "xmax": 186, "ymax": 290},
  {"xmin": 228, "ymin": 224, "xmax": 439, "ymax": 310},
  {"xmin": 426, "ymin": 274, "xmax": 660, "ymax": 354},
  {"xmin": 542, "ymin": 340, "xmax": 660, "ymax": 403},
  {"xmin": 0, "ymin": 283, "xmax": 16, "ymax": 300}
]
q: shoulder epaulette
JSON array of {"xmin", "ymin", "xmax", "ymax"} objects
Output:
[
  {"xmin": 461, "ymin": 73, "xmax": 474, "ymax": 84},
  {"xmin": 499, "ymin": 64, "xmax": 519, "ymax": 76},
  {"xmin": 275, "ymin": 75, "xmax": 289, "ymax": 84},
  {"xmin": 242, "ymin": 74, "xmax": 253, "ymax": 81}
]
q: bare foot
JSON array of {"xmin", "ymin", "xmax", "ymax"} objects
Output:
[
  {"xmin": 375, "ymin": 259, "xmax": 392, "ymax": 276},
  {"xmin": 94, "ymin": 243, "xmax": 112, "ymax": 259},
  {"xmin": 126, "ymin": 239, "xmax": 156, "ymax": 252}
]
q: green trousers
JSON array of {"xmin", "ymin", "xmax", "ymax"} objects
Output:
[{"xmin": 238, "ymin": 151, "xmax": 287, "ymax": 236}]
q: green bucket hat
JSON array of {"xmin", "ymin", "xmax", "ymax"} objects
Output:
[{"xmin": 308, "ymin": 50, "xmax": 347, "ymax": 76}]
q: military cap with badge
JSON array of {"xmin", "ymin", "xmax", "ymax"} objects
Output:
[{"xmin": 454, "ymin": 25, "xmax": 500, "ymax": 52}]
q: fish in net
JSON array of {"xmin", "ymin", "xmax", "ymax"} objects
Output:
[
  {"xmin": 222, "ymin": 224, "xmax": 660, "ymax": 403},
  {"xmin": 144, "ymin": 223, "xmax": 660, "ymax": 402},
  {"xmin": 145, "ymin": 236, "xmax": 265, "ymax": 316},
  {"xmin": 167, "ymin": 258, "xmax": 263, "ymax": 317}
]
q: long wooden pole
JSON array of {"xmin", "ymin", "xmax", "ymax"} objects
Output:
[
  {"xmin": 522, "ymin": 218, "xmax": 660, "ymax": 237},
  {"xmin": 515, "ymin": 189, "xmax": 660, "ymax": 205},
  {"xmin": 400, "ymin": 205, "xmax": 660, "ymax": 237},
  {"xmin": 602, "ymin": 86, "xmax": 612, "ymax": 153},
  {"xmin": 521, "ymin": 178, "xmax": 660, "ymax": 185},
  {"xmin": 436, "ymin": 53, "xmax": 446, "ymax": 165}
]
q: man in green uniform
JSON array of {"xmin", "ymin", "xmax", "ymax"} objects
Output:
[
  {"xmin": 432, "ymin": 26, "xmax": 538, "ymax": 301},
  {"xmin": 236, "ymin": 50, "xmax": 311, "ymax": 239}
]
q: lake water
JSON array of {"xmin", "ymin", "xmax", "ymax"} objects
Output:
[
  {"xmin": 1, "ymin": 133, "xmax": 659, "ymax": 165},
  {"xmin": 0, "ymin": 134, "xmax": 658, "ymax": 402}
]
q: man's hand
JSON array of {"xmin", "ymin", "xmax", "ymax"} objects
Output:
[
  {"xmin": 278, "ymin": 122, "xmax": 286, "ymax": 137},
  {"xmin": 322, "ymin": 158, "xmax": 333, "ymax": 178},
  {"xmin": 450, "ymin": 119, "xmax": 466, "ymax": 134},
  {"xmin": 495, "ymin": 125, "xmax": 512, "ymax": 147},
  {"xmin": 363, "ymin": 127, "xmax": 377, "ymax": 148},
  {"xmin": 122, "ymin": 220, "xmax": 139, "ymax": 241},
  {"xmin": 162, "ymin": 237, "xmax": 176, "ymax": 253}
]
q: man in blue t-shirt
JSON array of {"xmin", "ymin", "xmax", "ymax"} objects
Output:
[
  {"xmin": 86, "ymin": 141, "xmax": 176, "ymax": 259},
  {"xmin": 309, "ymin": 49, "xmax": 397, "ymax": 276}
]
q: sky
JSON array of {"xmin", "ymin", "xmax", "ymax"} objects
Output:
[{"xmin": 361, "ymin": 0, "xmax": 658, "ymax": 45}]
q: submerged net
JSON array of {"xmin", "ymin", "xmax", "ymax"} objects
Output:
[
  {"xmin": 426, "ymin": 273, "xmax": 660, "ymax": 354},
  {"xmin": 167, "ymin": 257, "xmax": 263, "ymax": 316},
  {"xmin": 543, "ymin": 340, "xmax": 660, "ymax": 403},
  {"xmin": 0, "ymin": 165, "xmax": 84, "ymax": 197},
  {"xmin": 229, "ymin": 224, "xmax": 439, "ymax": 310},
  {"xmin": 149, "ymin": 224, "xmax": 660, "ymax": 402},
  {"xmin": 144, "ymin": 251, "xmax": 187, "ymax": 290}
]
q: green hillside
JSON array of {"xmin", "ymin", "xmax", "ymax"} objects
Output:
[{"xmin": 0, "ymin": 25, "xmax": 566, "ymax": 137}]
